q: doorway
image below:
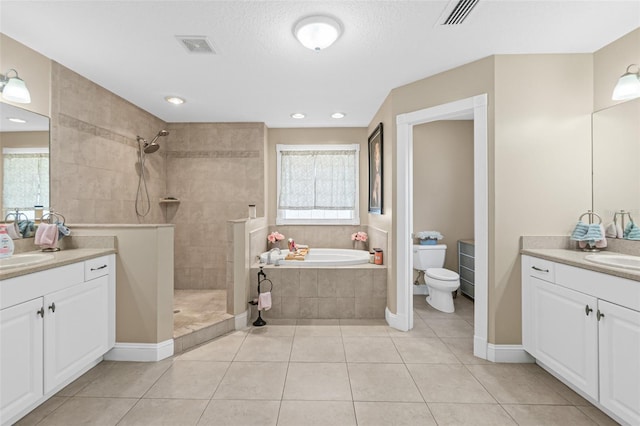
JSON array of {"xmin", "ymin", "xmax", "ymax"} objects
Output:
[{"xmin": 393, "ymin": 94, "xmax": 489, "ymax": 360}]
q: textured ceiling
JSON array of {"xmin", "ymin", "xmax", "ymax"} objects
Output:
[{"xmin": 1, "ymin": 1, "xmax": 639, "ymax": 128}]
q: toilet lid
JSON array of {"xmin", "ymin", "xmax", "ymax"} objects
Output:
[{"xmin": 426, "ymin": 268, "xmax": 459, "ymax": 281}]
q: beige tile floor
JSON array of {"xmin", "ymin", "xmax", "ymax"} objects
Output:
[{"xmin": 17, "ymin": 295, "xmax": 620, "ymax": 426}]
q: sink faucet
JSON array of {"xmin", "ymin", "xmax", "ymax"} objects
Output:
[{"xmin": 267, "ymin": 248, "xmax": 281, "ymax": 265}]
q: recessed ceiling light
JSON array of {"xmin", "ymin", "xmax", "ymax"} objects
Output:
[
  {"xmin": 291, "ymin": 113, "xmax": 306, "ymax": 119},
  {"xmin": 331, "ymin": 112, "xmax": 346, "ymax": 119},
  {"xmin": 165, "ymin": 96, "xmax": 185, "ymax": 105},
  {"xmin": 7, "ymin": 117, "xmax": 27, "ymax": 123},
  {"xmin": 294, "ymin": 15, "xmax": 342, "ymax": 51}
]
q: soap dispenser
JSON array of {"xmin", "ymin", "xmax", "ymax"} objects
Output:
[{"xmin": 0, "ymin": 225, "xmax": 15, "ymax": 259}]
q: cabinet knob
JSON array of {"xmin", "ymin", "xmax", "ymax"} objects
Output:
[
  {"xmin": 36, "ymin": 307, "xmax": 44, "ymax": 318},
  {"xmin": 585, "ymin": 305, "xmax": 593, "ymax": 316},
  {"xmin": 48, "ymin": 302, "xmax": 56, "ymax": 313},
  {"xmin": 597, "ymin": 310, "xmax": 605, "ymax": 321}
]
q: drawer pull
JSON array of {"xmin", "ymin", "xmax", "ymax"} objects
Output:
[
  {"xmin": 90, "ymin": 264, "xmax": 107, "ymax": 271},
  {"xmin": 597, "ymin": 310, "xmax": 605, "ymax": 321},
  {"xmin": 48, "ymin": 302, "xmax": 56, "ymax": 313},
  {"xmin": 36, "ymin": 307, "xmax": 44, "ymax": 318},
  {"xmin": 585, "ymin": 305, "xmax": 593, "ymax": 316},
  {"xmin": 531, "ymin": 266, "xmax": 550, "ymax": 273}
]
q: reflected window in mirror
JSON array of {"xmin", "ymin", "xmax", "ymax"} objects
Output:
[{"xmin": 0, "ymin": 102, "xmax": 50, "ymax": 225}]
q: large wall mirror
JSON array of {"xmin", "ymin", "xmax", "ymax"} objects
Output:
[
  {"xmin": 592, "ymin": 98, "xmax": 640, "ymax": 224},
  {"xmin": 0, "ymin": 102, "xmax": 50, "ymax": 237}
]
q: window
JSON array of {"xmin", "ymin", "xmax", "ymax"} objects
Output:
[
  {"xmin": 2, "ymin": 148, "xmax": 49, "ymax": 217},
  {"xmin": 277, "ymin": 144, "xmax": 359, "ymax": 225}
]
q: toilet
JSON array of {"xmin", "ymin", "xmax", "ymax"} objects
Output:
[{"xmin": 413, "ymin": 244, "xmax": 460, "ymax": 313}]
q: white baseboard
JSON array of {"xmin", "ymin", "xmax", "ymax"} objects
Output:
[
  {"xmin": 385, "ymin": 307, "xmax": 409, "ymax": 331},
  {"xmin": 486, "ymin": 343, "xmax": 535, "ymax": 363},
  {"xmin": 413, "ymin": 285, "xmax": 429, "ymax": 295},
  {"xmin": 235, "ymin": 310, "xmax": 248, "ymax": 330},
  {"xmin": 104, "ymin": 339, "xmax": 174, "ymax": 362}
]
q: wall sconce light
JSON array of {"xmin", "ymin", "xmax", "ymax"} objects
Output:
[
  {"xmin": 0, "ymin": 69, "xmax": 31, "ymax": 104},
  {"xmin": 294, "ymin": 15, "xmax": 342, "ymax": 51},
  {"xmin": 612, "ymin": 64, "xmax": 640, "ymax": 101}
]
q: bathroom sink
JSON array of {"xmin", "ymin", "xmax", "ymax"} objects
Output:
[
  {"xmin": 0, "ymin": 253, "xmax": 55, "ymax": 270},
  {"xmin": 585, "ymin": 254, "xmax": 640, "ymax": 270}
]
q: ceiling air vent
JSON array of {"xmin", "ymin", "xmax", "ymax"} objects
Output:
[
  {"xmin": 176, "ymin": 36, "xmax": 216, "ymax": 54},
  {"xmin": 440, "ymin": 0, "xmax": 480, "ymax": 25}
]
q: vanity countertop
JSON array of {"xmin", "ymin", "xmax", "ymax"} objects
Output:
[
  {"xmin": 0, "ymin": 248, "xmax": 117, "ymax": 280},
  {"xmin": 521, "ymin": 248, "xmax": 640, "ymax": 282}
]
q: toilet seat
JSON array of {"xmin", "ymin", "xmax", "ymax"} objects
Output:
[{"xmin": 425, "ymin": 268, "xmax": 459, "ymax": 281}]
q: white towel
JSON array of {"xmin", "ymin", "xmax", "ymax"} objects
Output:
[
  {"xmin": 258, "ymin": 292, "xmax": 272, "ymax": 311},
  {"xmin": 595, "ymin": 224, "xmax": 607, "ymax": 248},
  {"xmin": 605, "ymin": 222, "xmax": 617, "ymax": 238}
]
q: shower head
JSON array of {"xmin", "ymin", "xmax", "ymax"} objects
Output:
[{"xmin": 143, "ymin": 130, "xmax": 169, "ymax": 154}]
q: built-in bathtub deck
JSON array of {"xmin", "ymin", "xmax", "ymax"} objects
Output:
[{"xmin": 250, "ymin": 264, "xmax": 387, "ymax": 320}]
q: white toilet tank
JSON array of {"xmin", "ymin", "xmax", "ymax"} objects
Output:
[{"xmin": 413, "ymin": 244, "xmax": 447, "ymax": 271}]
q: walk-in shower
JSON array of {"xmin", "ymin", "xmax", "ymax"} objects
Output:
[{"xmin": 135, "ymin": 130, "xmax": 169, "ymax": 217}]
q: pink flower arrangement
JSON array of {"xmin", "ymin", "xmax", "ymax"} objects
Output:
[
  {"xmin": 267, "ymin": 231, "xmax": 285, "ymax": 243},
  {"xmin": 351, "ymin": 231, "xmax": 368, "ymax": 242}
]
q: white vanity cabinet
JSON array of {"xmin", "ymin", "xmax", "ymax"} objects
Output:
[
  {"xmin": 522, "ymin": 254, "xmax": 640, "ymax": 426},
  {"xmin": 0, "ymin": 254, "xmax": 115, "ymax": 425}
]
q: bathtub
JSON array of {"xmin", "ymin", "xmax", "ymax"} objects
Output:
[{"xmin": 259, "ymin": 248, "xmax": 369, "ymax": 267}]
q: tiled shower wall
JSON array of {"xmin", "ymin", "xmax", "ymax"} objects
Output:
[
  {"xmin": 50, "ymin": 62, "xmax": 167, "ymax": 224},
  {"xmin": 167, "ymin": 123, "xmax": 266, "ymax": 289}
]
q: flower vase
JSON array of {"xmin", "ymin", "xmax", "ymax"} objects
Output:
[
  {"xmin": 271, "ymin": 241, "xmax": 281, "ymax": 250},
  {"xmin": 353, "ymin": 240, "xmax": 368, "ymax": 251}
]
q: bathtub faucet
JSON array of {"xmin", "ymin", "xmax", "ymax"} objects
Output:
[{"xmin": 267, "ymin": 248, "xmax": 281, "ymax": 265}]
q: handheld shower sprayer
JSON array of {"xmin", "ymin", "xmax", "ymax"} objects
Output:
[{"xmin": 135, "ymin": 129, "xmax": 170, "ymax": 217}]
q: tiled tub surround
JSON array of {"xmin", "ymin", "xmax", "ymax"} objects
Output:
[{"xmin": 249, "ymin": 265, "xmax": 387, "ymax": 320}]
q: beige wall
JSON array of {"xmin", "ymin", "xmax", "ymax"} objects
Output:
[
  {"xmin": 166, "ymin": 123, "xmax": 266, "ymax": 290},
  {"xmin": 413, "ymin": 120, "xmax": 474, "ymax": 272},
  {"xmin": 50, "ymin": 62, "xmax": 167, "ymax": 224},
  {"xmin": 0, "ymin": 33, "xmax": 51, "ymax": 117},
  {"xmin": 493, "ymin": 54, "xmax": 593, "ymax": 343},
  {"xmin": 594, "ymin": 28, "xmax": 640, "ymax": 112}
]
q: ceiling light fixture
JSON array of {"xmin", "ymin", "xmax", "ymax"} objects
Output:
[
  {"xmin": 331, "ymin": 112, "xmax": 346, "ymax": 119},
  {"xmin": 612, "ymin": 64, "xmax": 640, "ymax": 101},
  {"xmin": 165, "ymin": 96, "xmax": 185, "ymax": 105},
  {"xmin": 8, "ymin": 117, "xmax": 27, "ymax": 123},
  {"xmin": 294, "ymin": 15, "xmax": 342, "ymax": 51},
  {"xmin": 291, "ymin": 113, "xmax": 305, "ymax": 119},
  {"xmin": 0, "ymin": 69, "xmax": 31, "ymax": 104}
]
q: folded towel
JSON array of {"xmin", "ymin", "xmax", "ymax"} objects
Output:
[
  {"xmin": 583, "ymin": 223, "xmax": 603, "ymax": 242},
  {"xmin": 605, "ymin": 223, "xmax": 617, "ymax": 238},
  {"xmin": 415, "ymin": 231, "xmax": 444, "ymax": 240},
  {"xmin": 616, "ymin": 223, "xmax": 624, "ymax": 239},
  {"xmin": 35, "ymin": 223, "xmax": 59, "ymax": 249},
  {"xmin": 258, "ymin": 292, "xmax": 272, "ymax": 311},
  {"xmin": 6, "ymin": 222, "xmax": 21, "ymax": 240},
  {"xmin": 570, "ymin": 221, "xmax": 589, "ymax": 241}
]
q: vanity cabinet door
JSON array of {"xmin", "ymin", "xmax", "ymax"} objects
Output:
[
  {"xmin": 43, "ymin": 276, "xmax": 109, "ymax": 393},
  {"xmin": 598, "ymin": 300, "xmax": 640, "ymax": 425},
  {"xmin": 532, "ymin": 277, "xmax": 598, "ymax": 399},
  {"xmin": 0, "ymin": 298, "xmax": 44, "ymax": 421}
]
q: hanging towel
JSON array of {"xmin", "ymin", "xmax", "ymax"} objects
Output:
[
  {"xmin": 258, "ymin": 292, "xmax": 272, "ymax": 311},
  {"xmin": 570, "ymin": 221, "xmax": 589, "ymax": 241},
  {"xmin": 57, "ymin": 223, "xmax": 71, "ymax": 240},
  {"xmin": 19, "ymin": 220, "xmax": 35, "ymax": 238},
  {"xmin": 605, "ymin": 222, "xmax": 617, "ymax": 238},
  {"xmin": 35, "ymin": 223, "xmax": 59, "ymax": 249},
  {"xmin": 616, "ymin": 223, "xmax": 624, "ymax": 239},
  {"xmin": 625, "ymin": 222, "xmax": 640, "ymax": 240},
  {"xmin": 6, "ymin": 222, "xmax": 21, "ymax": 240},
  {"xmin": 595, "ymin": 224, "xmax": 607, "ymax": 248}
]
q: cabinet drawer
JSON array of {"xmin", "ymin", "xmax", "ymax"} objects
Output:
[
  {"xmin": 459, "ymin": 242, "xmax": 474, "ymax": 257},
  {"xmin": 84, "ymin": 256, "xmax": 110, "ymax": 281},
  {"xmin": 527, "ymin": 258, "xmax": 555, "ymax": 283},
  {"xmin": 460, "ymin": 267, "xmax": 474, "ymax": 284},
  {"xmin": 460, "ymin": 279, "xmax": 475, "ymax": 298},
  {"xmin": 460, "ymin": 254, "xmax": 474, "ymax": 271}
]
